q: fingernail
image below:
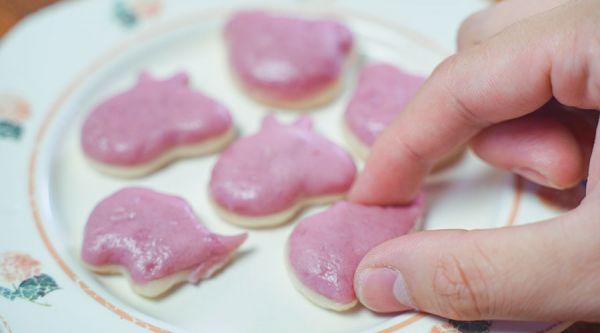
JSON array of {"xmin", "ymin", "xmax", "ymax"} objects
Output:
[
  {"xmin": 513, "ymin": 167, "xmax": 551, "ymax": 187},
  {"xmin": 356, "ymin": 268, "xmax": 416, "ymax": 311}
]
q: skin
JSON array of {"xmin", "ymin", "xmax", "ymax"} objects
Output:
[{"xmin": 350, "ymin": 0, "xmax": 600, "ymax": 322}]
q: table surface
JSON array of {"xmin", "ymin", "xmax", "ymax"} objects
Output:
[
  {"xmin": 0, "ymin": 0, "xmax": 58, "ymax": 36},
  {"xmin": 0, "ymin": 1, "xmax": 597, "ymax": 332}
]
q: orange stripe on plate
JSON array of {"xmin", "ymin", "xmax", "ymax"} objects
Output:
[
  {"xmin": 377, "ymin": 313, "xmax": 427, "ymax": 333},
  {"xmin": 506, "ymin": 176, "xmax": 523, "ymax": 226}
]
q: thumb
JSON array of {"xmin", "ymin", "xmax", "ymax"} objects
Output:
[{"xmin": 353, "ymin": 205, "xmax": 600, "ymax": 321}]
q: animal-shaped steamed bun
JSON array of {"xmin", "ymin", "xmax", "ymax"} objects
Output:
[
  {"xmin": 344, "ymin": 63, "xmax": 463, "ymax": 169},
  {"xmin": 210, "ymin": 116, "xmax": 356, "ymax": 227},
  {"xmin": 224, "ymin": 10, "xmax": 354, "ymax": 109},
  {"xmin": 81, "ymin": 72, "xmax": 235, "ymax": 177},
  {"xmin": 287, "ymin": 198, "xmax": 425, "ymax": 311},
  {"xmin": 82, "ymin": 187, "xmax": 247, "ymax": 297}
]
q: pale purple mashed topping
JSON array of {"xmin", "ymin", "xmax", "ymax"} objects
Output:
[
  {"xmin": 81, "ymin": 72, "xmax": 232, "ymax": 166},
  {"xmin": 224, "ymin": 10, "xmax": 353, "ymax": 102},
  {"xmin": 288, "ymin": 197, "xmax": 425, "ymax": 304},
  {"xmin": 210, "ymin": 116, "xmax": 356, "ymax": 217},
  {"xmin": 345, "ymin": 63, "xmax": 425, "ymax": 145},
  {"xmin": 82, "ymin": 187, "xmax": 246, "ymax": 284}
]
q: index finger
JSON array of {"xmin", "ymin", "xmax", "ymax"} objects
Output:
[{"xmin": 349, "ymin": 10, "xmax": 560, "ymax": 205}]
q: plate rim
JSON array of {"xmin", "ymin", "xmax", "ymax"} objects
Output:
[{"xmin": 25, "ymin": 5, "xmax": 526, "ymax": 333}]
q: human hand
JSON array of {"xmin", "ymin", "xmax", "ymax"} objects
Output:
[{"xmin": 350, "ymin": 0, "xmax": 600, "ymax": 322}]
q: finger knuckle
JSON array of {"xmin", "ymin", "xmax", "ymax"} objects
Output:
[
  {"xmin": 433, "ymin": 56, "xmax": 488, "ymax": 129},
  {"xmin": 457, "ymin": 12, "xmax": 485, "ymax": 48},
  {"xmin": 431, "ymin": 243, "xmax": 499, "ymax": 320},
  {"xmin": 430, "ymin": 55, "xmax": 462, "ymax": 99},
  {"xmin": 551, "ymin": 16, "xmax": 600, "ymax": 109},
  {"xmin": 431, "ymin": 54, "xmax": 458, "ymax": 81},
  {"xmin": 394, "ymin": 138, "xmax": 427, "ymax": 166}
]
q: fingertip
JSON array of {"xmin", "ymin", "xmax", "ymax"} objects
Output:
[
  {"xmin": 348, "ymin": 170, "xmax": 419, "ymax": 205},
  {"xmin": 353, "ymin": 233, "xmax": 431, "ymax": 313},
  {"xmin": 349, "ymin": 144, "xmax": 427, "ymax": 205},
  {"xmin": 354, "ymin": 267, "xmax": 414, "ymax": 313},
  {"xmin": 348, "ymin": 169, "xmax": 408, "ymax": 205}
]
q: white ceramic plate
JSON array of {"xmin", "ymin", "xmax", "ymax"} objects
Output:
[{"xmin": 0, "ymin": 1, "xmax": 574, "ymax": 332}]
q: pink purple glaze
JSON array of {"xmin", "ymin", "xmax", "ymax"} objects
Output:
[
  {"xmin": 210, "ymin": 116, "xmax": 356, "ymax": 217},
  {"xmin": 288, "ymin": 197, "xmax": 425, "ymax": 305},
  {"xmin": 81, "ymin": 72, "xmax": 232, "ymax": 166},
  {"xmin": 345, "ymin": 63, "xmax": 426, "ymax": 145},
  {"xmin": 224, "ymin": 10, "xmax": 353, "ymax": 102},
  {"xmin": 82, "ymin": 187, "xmax": 247, "ymax": 284}
]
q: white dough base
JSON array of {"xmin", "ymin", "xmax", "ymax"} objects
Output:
[
  {"xmin": 232, "ymin": 49, "xmax": 357, "ymax": 110},
  {"xmin": 239, "ymin": 77, "xmax": 344, "ymax": 110},
  {"xmin": 84, "ymin": 254, "xmax": 233, "ymax": 298},
  {"xmin": 211, "ymin": 193, "xmax": 346, "ymax": 228},
  {"xmin": 87, "ymin": 127, "xmax": 236, "ymax": 178},
  {"xmin": 285, "ymin": 216, "xmax": 423, "ymax": 311},
  {"xmin": 342, "ymin": 122, "xmax": 464, "ymax": 171}
]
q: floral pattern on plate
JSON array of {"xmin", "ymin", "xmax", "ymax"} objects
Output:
[
  {"xmin": 0, "ymin": 94, "xmax": 29, "ymax": 141},
  {"xmin": 0, "ymin": 252, "xmax": 59, "ymax": 306},
  {"xmin": 114, "ymin": 0, "xmax": 162, "ymax": 27}
]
